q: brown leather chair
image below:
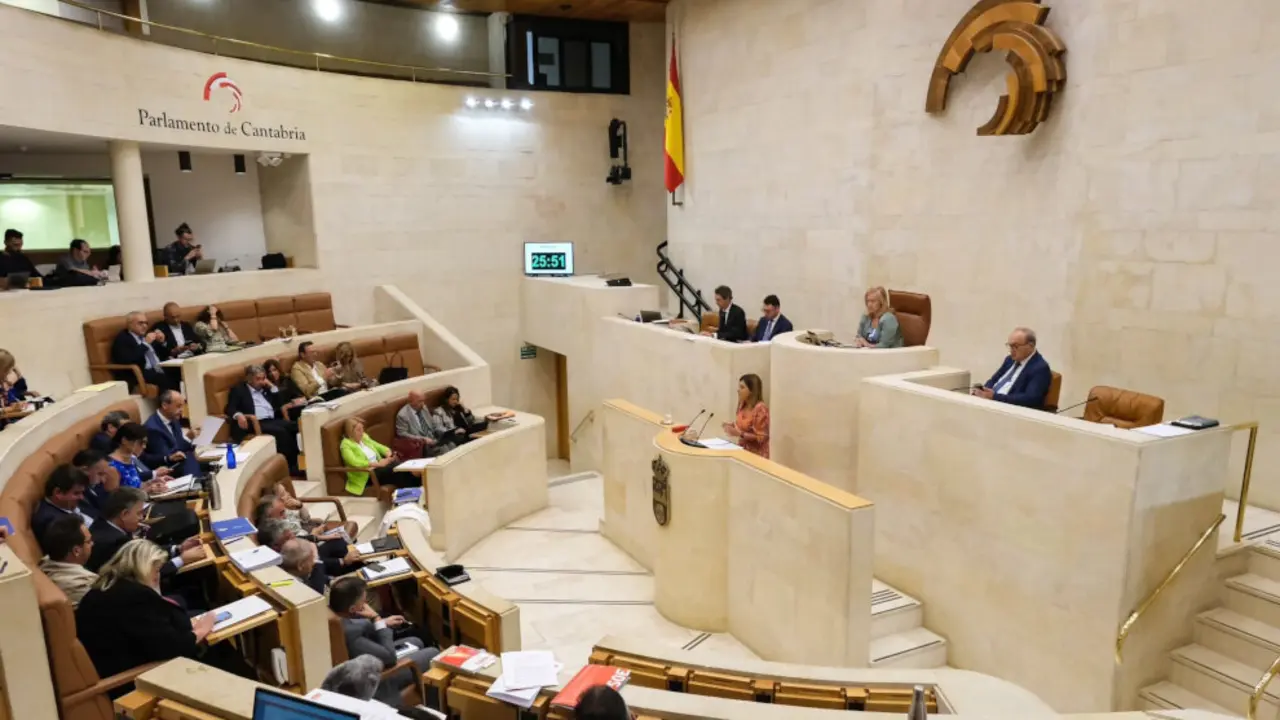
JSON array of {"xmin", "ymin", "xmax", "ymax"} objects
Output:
[
  {"xmin": 327, "ymin": 612, "xmax": 424, "ymax": 707},
  {"xmin": 83, "ymin": 293, "xmax": 339, "ymax": 385},
  {"xmin": 1043, "ymin": 372, "xmax": 1063, "ymax": 413},
  {"xmin": 320, "ymin": 387, "xmax": 451, "ymax": 497},
  {"xmin": 1082, "ymin": 386, "xmax": 1165, "ymax": 429},
  {"xmin": 236, "ymin": 454, "xmax": 349, "ymax": 526},
  {"xmin": 888, "ymin": 291, "xmax": 932, "ymax": 347},
  {"xmin": 0, "ymin": 399, "xmax": 151, "ymax": 720},
  {"xmin": 698, "ymin": 312, "xmax": 757, "ymax": 340}
]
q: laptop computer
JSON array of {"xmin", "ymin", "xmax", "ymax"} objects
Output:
[
  {"xmin": 252, "ymin": 688, "xmax": 358, "ymax": 720},
  {"xmin": 639, "ymin": 310, "xmax": 663, "ymax": 323},
  {"xmin": 193, "ymin": 258, "xmax": 217, "ymax": 275}
]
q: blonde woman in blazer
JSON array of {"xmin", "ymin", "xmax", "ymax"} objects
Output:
[{"xmin": 338, "ymin": 418, "xmax": 416, "ymax": 496}]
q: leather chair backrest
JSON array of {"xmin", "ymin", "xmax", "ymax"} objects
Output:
[
  {"xmin": 319, "ymin": 386, "xmax": 451, "ymax": 495},
  {"xmin": 1083, "ymin": 385, "xmax": 1165, "ymax": 429},
  {"xmin": 328, "ymin": 611, "xmax": 348, "ymax": 666},
  {"xmin": 236, "ymin": 454, "xmax": 291, "ymax": 520},
  {"xmin": 1044, "ymin": 372, "xmax": 1063, "ymax": 412},
  {"xmin": 700, "ymin": 312, "xmax": 718, "ymax": 334},
  {"xmin": 255, "ymin": 297, "xmax": 298, "ymax": 340},
  {"xmin": 888, "ymin": 290, "xmax": 932, "ymax": 347},
  {"xmin": 295, "ymin": 294, "xmax": 337, "ymax": 335},
  {"xmin": 83, "ymin": 317, "xmax": 128, "ymax": 382},
  {"xmin": 219, "ymin": 300, "xmax": 261, "ymax": 344}
]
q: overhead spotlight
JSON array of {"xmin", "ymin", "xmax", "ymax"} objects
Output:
[
  {"xmin": 465, "ymin": 96, "xmax": 479, "ymax": 108},
  {"xmin": 178, "ymin": 151, "xmax": 192, "ymax": 173},
  {"xmin": 233, "ymin": 154, "xmax": 246, "ymax": 175},
  {"xmin": 312, "ymin": 0, "xmax": 342, "ymax": 23},
  {"xmin": 434, "ymin": 12, "xmax": 459, "ymax": 42},
  {"xmin": 483, "ymin": 98, "xmax": 496, "ymax": 108},
  {"xmin": 519, "ymin": 98, "xmax": 534, "ymax": 111},
  {"xmin": 500, "ymin": 98, "xmax": 514, "ymax": 110}
]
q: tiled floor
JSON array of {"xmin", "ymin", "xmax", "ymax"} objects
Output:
[{"xmin": 456, "ymin": 473, "xmax": 760, "ymax": 666}]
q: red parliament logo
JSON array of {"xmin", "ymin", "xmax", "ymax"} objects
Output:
[{"xmin": 202, "ymin": 72, "xmax": 242, "ymax": 113}]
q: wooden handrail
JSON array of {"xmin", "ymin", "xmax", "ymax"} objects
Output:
[{"xmin": 1115, "ymin": 514, "xmax": 1225, "ymax": 664}]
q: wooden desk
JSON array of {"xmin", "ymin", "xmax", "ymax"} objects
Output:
[
  {"xmin": 205, "ymin": 608, "xmax": 280, "ymax": 646},
  {"xmin": 178, "ymin": 544, "xmax": 216, "ymax": 575}
]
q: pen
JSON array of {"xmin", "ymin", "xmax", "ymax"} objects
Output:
[
  {"xmin": 269, "ymin": 579, "xmax": 294, "ymax": 588},
  {"xmin": 0, "ymin": 561, "xmax": 9, "ymax": 574}
]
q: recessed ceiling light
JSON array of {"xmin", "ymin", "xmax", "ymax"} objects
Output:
[
  {"xmin": 520, "ymin": 98, "xmax": 534, "ymax": 110},
  {"xmin": 483, "ymin": 98, "xmax": 496, "ymax": 108},
  {"xmin": 465, "ymin": 97, "xmax": 479, "ymax": 108},
  {"xmin": 500, "ymin": 98, "xmax": 514, "ymax": 110},
  {"xmin": 313, "ymin": 0, "xmax": 342, "ymax": 23},
  {"xmin": 435, "ymin": 13, "xmax": 459, "ymax": 42}
]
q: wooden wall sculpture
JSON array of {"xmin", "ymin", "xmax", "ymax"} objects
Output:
[{"xmin": 925, "ymin": 0, "xmax": 1066, "ymax": 136}]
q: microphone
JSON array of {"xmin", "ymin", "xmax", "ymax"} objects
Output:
[
  {"xmin": 694, "ymin": 412, "xmax": 716, "ymax": 439},
  {"xmin": 1056, "ymin": 397, "xmax": 1098, "ymax": 415},
  {"xmin": 680, "ymin": 411, "xmax": 715, "ymax": 449},
  {"xmin": 673, "ymin": 408, "xmax": 705, "ymax": 435}
]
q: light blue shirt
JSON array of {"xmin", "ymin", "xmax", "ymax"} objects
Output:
[{"xmin": 249, "ymin": 386, "xmax": 275, "ymax": 420}]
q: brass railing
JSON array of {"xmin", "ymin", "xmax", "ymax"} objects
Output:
[
  {"xmin": 49, "ymin": 0, "xmax": 505, "ymax": 82},
  {"xmin": 1249, "ymin": 655, "xmax": 1280, "ymax": 720},
  {"xmin": 1115, "ymin": 513, "xmax": 1225, "ymax": 664},
  {"xmin": 570, "ymin": 410, "xmax": 596, "ymax": 443},
  {"xmin": 1233, "ymin": 421, "xmax": 1262, "ymax": 543}
]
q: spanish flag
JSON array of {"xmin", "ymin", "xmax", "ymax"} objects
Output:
[{"xmin": 664, "ymin": 40, "xmax": 685, "ymax": 194}]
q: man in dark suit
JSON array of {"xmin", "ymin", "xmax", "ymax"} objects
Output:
[
  {"xmin": 330, "ymin": 576, "xmax": 439, "ymax": 706},
  {"xmin": 0, "ymin": 229, "xmax": 40, "ymax": 281},
  {"xmin": 143, "ymin": 390, "xmax": 200, "ymax": 478},
  {"xmin": 704, "ymin": 285, "xmax": 749, "ymax": 343},
  {"xmin": 152, "ymin": 302, "xmax": 202, "ymax": 357},
  {"xmin": 32, "ymin": 465, "xmax": 99, "ymax": 547},
  {"xmin": 88, "ymin": 487, "xmax": 205, "ymax": 576},
  {"xmin": 973, "ymin": 327, "xmax": 1052, "ymax": 409},
  {"xmin": 751, "ymin": 294, "xmax": 794, "ymax": 343},
  {"xmin": 226, "ymin": 364, "xmax": 304, "ymax": 473},
  {"xmin": 110, "ymin": 311, "xmax": 175, "ymax": 393},
  {"xmin": 89, "ymin": 410, "xmax": 130, "ymax": 454}
]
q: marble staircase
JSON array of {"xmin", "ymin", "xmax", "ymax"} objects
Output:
[
  {"xmin": 870, "ymin": 580, "xmax": 948, "ymax": 669},
  {"xmin": 1141, "ymin": 540, "xmax": 1280, "ymax": 718}
]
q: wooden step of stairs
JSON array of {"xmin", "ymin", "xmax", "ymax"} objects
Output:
[{"xmin": 1138, "ymin": 680, "xmax": 1234, "ymax": 715}]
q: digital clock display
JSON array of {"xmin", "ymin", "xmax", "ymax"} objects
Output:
[{"xmin": 523, "ymin": 242, "xmax": 574, "ymax": 276}]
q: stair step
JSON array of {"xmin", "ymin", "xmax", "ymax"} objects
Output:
[
  {"xmin": 1170, "ymin": 644, "xmax": 1280, "ymax": 716},
  {"xmin": 869, "ymin": 628, "xmax": 947, "ymax": 669},
  {"xmin": 1197, "ymin": 607, "xmax": 1280, "ymax": 670},
  {"xmin": 1138, "ymin": 680, "xmax": 1233, "ymax": 715},
  {"xmin": 870, "ymin": 580, "xmax": 923, "ymax": 639},
  {"xmin": 1229, "ymin": 574, "xmax": 1280, "ymax": 603},
  {"xmin": 1251, "ymin": 548, "xmax": 1280, "ymax": 583}
]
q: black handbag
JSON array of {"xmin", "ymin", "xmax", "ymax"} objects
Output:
[{"xmin": 378, "ymin": 352, "xmax": 409, "ymax": 384}]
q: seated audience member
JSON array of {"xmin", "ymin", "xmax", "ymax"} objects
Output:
[
  {"xmin": 752, "ymin": 294, "xmax": 793, "ymax": 343},
  {"xmin": 33, "ymin": 465, "xmax": 99, "ymax": 544},
  {"xmin": 431, "ymin": 385, "xmax": 499, "ymax": 445},
  {"xmin": 855, "ymin": 286, "xmax": 903, "ymax": 349},
  {"xmin": 257, "ymin": 517, "xmax": 360, "ymax": 584},
  {"xmin": 110, "ymin": 311, "xmax": 175, "ymax": 393},
  {"xmin": 394, "ymin": 390, "xmax": 453, "ymax": 459},
  {"xmin": 225, "ymin": 364, "xmax": 304, "ymax": 474},
  {"xmin": 164, "ymin": 223, "xmax": 203, "ymax": 276},
  {"xmin": 0, "ymin": 228, "xmax": 40, "ymax": 280},
  {"xmin": 263, "ymin": 359, "xmax": 301, "ymax": 411},
  {"xmin": 192, "ymin": 304, "xmax": 239, "ymax": 352},
  {"xmin": 722, "ymin": 373, "xmax": 770, "ymax": 459},
  {"xmin": 87, "ymin": 487, "xmax": 204, "ymax": 575},
  {"xmin": 143, "ymin": 390, "xmax": 200, "ymax": 478},
  {"xmin": 341, "ymin": 418, "xmax": 415, "ymax": 495},
  {"xmin": 56, "ymin": 239, "xmax": 108, "ymax": 287},
  {"xmin": 576, "ymin": 685, "xmax": 632, "ymax": 720},
  {"xmin": 321, "ymin": 656, "xmax": 391, "ymax": 704},
  {"xmin": 73, "ymin": 449, "xmax": 112, "ymax": 511},
  {"xmin": 291, "ymin": 341, "xmax": 340, "ymax": 400},
  {"xmin": 38, "ymin": 514, "xmax": 97, "ymax": 608},
  {"xmin": 153, "ymin": 302, "xmax": 201, "ymax": 357},
  {"xmin": 334, "ymin": 341, "xmax": 376, "ymax": 391},
  {"xmin": 107, "ymin": 422, "xmax": 170, "ymax": 492},
  {"xmin": 258, "ymin": 488, "xmax": 358, "ymax": 544},
  {"xmin": 703, "ymin": 285, "xmax": 749, "ymax": 342},
  {"xmin": 76, "ymin": 539, "xmax": 252, "ymax": 689},
  {"xmin": 280, "ymin": 538, "xmax": 326, "ymax": 593},
  {"xmin": 1, "ymin": 348, "xmax": 40, "ymax": 404},
  {"xmin": 972, "ymin": 326, "xmax": 1052, "ymax": 409},
  {"xmin": 330, "ymin": 576, "xmax": 439, "ymax": 706},
  {"xmin": 91, "ymin": 410, "xmax": 132, "ymax": 454}
]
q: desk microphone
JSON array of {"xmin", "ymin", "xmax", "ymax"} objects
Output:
[
  {"xmin": 693, "ymin": 412, "xmax": 716, "ymax": 439},
  {"xmin": 673, "ymin": 409, "xmax": 705, "ymax": 434},
  {"xmin": 680, "ymin": 412, "xmax": 715, "ymax": 449},
  {"xmin": 1055, "ymin": 397, "xmax": 1098, "ymax": 415}
]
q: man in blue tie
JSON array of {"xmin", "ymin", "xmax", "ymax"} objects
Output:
[
  {"xmin": 751, "ymin": 294, "xmax": 794, "ymax": 343},
  {"xmin": 972, "ymin": 327, "xmax": 1052, "ymax": 409},
  {"xmin": 143, "ymin": 390, "xmax": 200, "ymax": 477},
  {"xmin": 109, "ymin": 310, "xmax": 176, "ymax": 393}
]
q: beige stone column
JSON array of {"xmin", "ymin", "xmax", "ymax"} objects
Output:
[{"xmin": 109, "ymin": 140, "xmax": 154, "ymax": 282}]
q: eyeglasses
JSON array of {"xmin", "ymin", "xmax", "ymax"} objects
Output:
[{"xmin": 1006, "ymin": 342, "xmax": 1028, "ymax": 350}]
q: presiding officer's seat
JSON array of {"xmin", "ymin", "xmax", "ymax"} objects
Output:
[
  {"xmin": 887, "ymin": 290, "xmax": 932, "ymax": 346},
  {"xmin": 698, "ymin": 312, "xmax": 757, "ymax": 340},
  {"xmin": 1083, "ymin": 386, "xmax": 1165, "ymax": 429},
  {"xmin": 1044, "ymin": 371, "xmax": 1063, "ymax": 413}
]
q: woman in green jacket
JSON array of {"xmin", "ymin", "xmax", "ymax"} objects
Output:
[{"xmin": 339, "ymin": 417, "xmax": 416, "ymax": 495}]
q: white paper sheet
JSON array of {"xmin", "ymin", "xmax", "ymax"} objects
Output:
[
  {"xmin": 500, "ymin": 650, "xmax": 559, "ymax": 691},
  {"xmin": 192, "ymin": 416, "xmax": 225, "ymax": 447},
  {"xmin": 355, "ymin": 542, "xmax": 376, "ymax": 555},
  {"xmin": 700, "ymin": 438, "xmax": 743, "ymax": 450},
  {"xmin": 210, "ymin": 595, "xmax": 273, "ymax": 632},
  {"xmin": 361, "ymin": 557, "xmax": 412, "ymax": 581},
  {"xmin": 230, "ymin": 545, "xmax": 282, "ymax": 573},
  {"xmin": 1132, "ymin": 423, "xmax": 1197, "ymax": 438},
  {"xmin": 304, "ymin": 689, "xmax": 402, "ymax": 719},
  {"xmin": 485, "ymin": 674, "xmax": 541, "ymax": 709},
  {"xmin": 395, "ymin": 458, "xmax": 436, "ymax": 471}
]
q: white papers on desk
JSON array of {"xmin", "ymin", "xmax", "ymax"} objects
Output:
[
  {"xmin": 151, "ymin": 475, "xmax": 197, "ymax": 499},
  {"xmin": 192, "ymin": 416, "xmax": 225, "ymax": 448},
  {"xmin": 395, "ymin": 457, "xmax": 436, "ymax": 472},
  {"xmin": 302, "ymin": 401, "xmax": 339, "ymax": 414},
  {"xmin": 486, "ymin": 674, "xmax": 541, "ymax": 709},
  {"xmin": 1133, "ymin": 423, "xmax": 1198, "ymax": 438},
  {"xmin": 304, "ymin": 689, "xmax": 403, "ymax": 720},
  {"xmin": 159, "ymin": 358, "xmax": 184, "ymax": 368},
  {"xmin": 211, "ymin": 595, "xmax": 273, "ymax": 632},
  {"xmin": 700, "ymin": 438, "xmax": 743, "ymax": 451},
  {"xmin": 230, "ymin": 545, "xmax": 282, "ymax": 573},
  {"xmin": 355, "ymin": 542, "xmax": 376, "ymax": 555},
  {"xmin": 500, "ymin": 650, "xmax": 560, "ymax": 690},
  {"xmin": 361, "ymin": 557, "xmax": 412, "ymax": 582}
]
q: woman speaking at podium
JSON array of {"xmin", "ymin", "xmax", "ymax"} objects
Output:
[{"xmin": 722, "ymin": 373, "xmax": 770, "ymax": 459}]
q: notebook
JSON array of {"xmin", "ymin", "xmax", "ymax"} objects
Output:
[
  {"xmin": 392, "ymin": 487, "xmax": 422, "ymax": 505},
  {"xmin": 212, "ymin": 517, "xmax": 256, "ymax": 543},
  {"xmin": 211, "ymin": 595, "xmax": 273, "ymax": 632},
  {"xmin": 551, "ymin": 665, "xmax": 631, "ymax": 709},
  {"xmin": 360, "ymin": 557, "xmax": 412, "ymax": 582},
  {"xmin": 230, "ymin": 545, "xmax": 282, "ymax": 573}
]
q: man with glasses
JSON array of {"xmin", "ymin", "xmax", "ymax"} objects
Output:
[{"xmin": 972, "ymin": 326, "xmax": 1052, "ymax": 408}]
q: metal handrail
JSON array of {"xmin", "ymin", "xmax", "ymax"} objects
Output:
[
  {"xmin": 656, "ymin": 241, "xmax": 711, "ymax": 320},
  {"xmin": 570, "ymin": 410, "xmax": 595, "ymax": 443},
  {"xmin": 1233, "ymin": 421, "xmax": 1261, "ymax": 543},
  {"xmin": 50, "ymin": 0, "xmax": 505, "ymax": 81},
  {"xmin": 1115, "ymin": 513, "xmax": 1225, "ymax": 664},
  {"xmin": 1250, "ymin": 654, "xmax": 1280, "ymax": 720}
]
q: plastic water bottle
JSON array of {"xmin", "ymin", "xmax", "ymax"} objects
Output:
[{"xmin": 225, "ymin": 443, "xmax": 237, "ymax": 470}]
